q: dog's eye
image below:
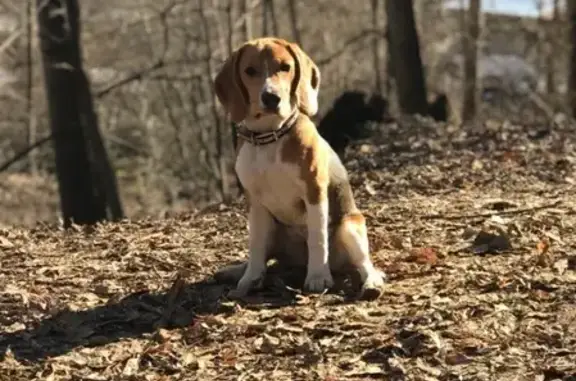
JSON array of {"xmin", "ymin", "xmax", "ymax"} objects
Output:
[
  {"xmin": 245, "ymin": 67, "xmax": 257, "ymax": 77},
  {"xmin": 279, "ymin": 63, "xmax": 291, "ymax": 72}
]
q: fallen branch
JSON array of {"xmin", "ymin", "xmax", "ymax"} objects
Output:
[{"xmin": 421, "ymin": 200, "xmax": 563, "ymax": 220}]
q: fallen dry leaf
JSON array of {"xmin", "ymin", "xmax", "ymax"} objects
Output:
[
  {"xmin": 2, "ymin": 112, "xmax": 576, "ymax": 381},
  {"xmin": 445, "ymin": 353, "xmax": 472, "ymax": 365},
  {"xmin": 536, "ymin": 239, "xmax": 552, "ymax": 267},
  {"xmin": 408, "ymin": 247, "xmax": 438, "ymax": 265},
  {"xmin": 0, "ymin": 235, "xmax": 14, "ymax": 248},
  {"xmin": 553, "ymin": 259, "xmax": 568, "ymax": 275},
  {"xmin": 122, "ymin": 356, "xmax": 140, "ymax": 376},
  {"xmin": 536, "ymin": 240, "xmax": 550, "ymax": 256}
]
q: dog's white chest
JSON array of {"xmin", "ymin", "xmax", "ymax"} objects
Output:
[{"xmin": 236, "ymin": 143, "xmax": 306, "ymax": 225}]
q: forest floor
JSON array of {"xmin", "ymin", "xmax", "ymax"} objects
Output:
[{"xmin": 1, "ymin": 115, "xmax": 576, "ymax": 380}]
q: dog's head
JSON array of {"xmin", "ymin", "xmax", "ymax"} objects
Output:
[{"xmin": 214, "ymin": 38, "xmax": 320, "ymax": 131}]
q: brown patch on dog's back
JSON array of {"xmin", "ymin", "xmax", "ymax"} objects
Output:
[{"xmin": 281, "ymin": 115, "xmax": 329, "ymax": 205}]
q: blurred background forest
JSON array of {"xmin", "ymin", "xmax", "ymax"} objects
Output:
[{"xmin": 0, "ymin": 0, "xmax": 575, "ymax": 226}]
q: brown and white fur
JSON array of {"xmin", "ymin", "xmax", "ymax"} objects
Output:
[{"xmin": 213, "ymin": 37, "xmax": 385, "ymax": 300}]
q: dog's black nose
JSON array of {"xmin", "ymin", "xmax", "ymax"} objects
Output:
[{"xmin": 261, "ymin": 91, "xmax": 281, "ymax": 110}]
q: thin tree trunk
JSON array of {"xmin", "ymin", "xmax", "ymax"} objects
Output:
[
  {"xmin": 79, "ymin": 74, "xmax": 125, "ymax": 222},
  {"xmin": 36, "ymin": 0, "xmax": 123, "ymax": 227},
  {"xmin": 546, "ymin": 0, "xmax": 559, "ymax": 94},
  {"xmin": 262, "ymin": 0, "xmax": 269, "ymax": 36},
  {"xmin": 536, "ymin": 0, "xmax": 544, "ymax": 91},
  {"xmin": 287, "ymin": 0, "xmax": 301, "ymax": 45},
  {"xmin": 568, "ymin": 0, "xmax": 576, "ymax": 117},
  {"xmin": 383, "ymin": 7, "xmax": 392, "ymax": 99},
  {"xmin": 371, "ymin": 0, "xmax": 382, "ymax": 94},
  {"xmin": 226, "ymin": 0, "xmax": 237, "ymax": 151},
  {"xmin": 226, "ymin": 0, "xmax": 243, "ymax": 195},
  {"xmin": 200, "ymin": 0, "xmax": 229, "ymax": 201},
  {"xmin": 268, "ymin": 0, "xmax": 279, "ymax": 36},
  {"xmin": 241, "ymin": 0, "xmax": 252, "ymax": 40},
  {"xmin": 385, "ymin": 0, "xmax": 428, "ymax": 115},
  {"xmin": 261, "ymin": 0, "xmax": 278, "ymax": 36},
  {"xmin": 25, "ymin": 0, "xmax": 37, "ymax": 174},
  {"xmin": 461, "ymin": 0, "xmax": 481, "ymax": 123}
]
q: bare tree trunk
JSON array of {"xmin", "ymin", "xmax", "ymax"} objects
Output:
[
  {"xmin": 268, "ymin": 0, "xmax": 279, "ymax": 36},
  {"xmin": 79, "ymin": 74, "xmax": 125, "ymax": 222},
  {"xmin": 225, "ymin": 0, "xmax": 243, "ymax": 195},
  {"xmin": 536, "ymin": 0, "xmax": 544, "ymax": 90},
  {"xmin": 262, "ymin": 0, "xmax": 278, "ymax": 36},
  {"xmin": 25, "ymin": 0, "xmax": 37, "ymax": 174},
  {"xmin": 546, "ymin": 0, "xmax": 560, "ymax": 94},
  {"xmin": 383, "ymin": 7, "xmax": 392, "ymax": 99},
  {"xmin": 241, "ymin": 0, "xmax": 252, "ymax": 40},
  {"xmin": 568, "ymin": 0, "xmax": 576, "ymax": 117},
  {"xmin": 385, "ymin": 0, "xmax": 428, "ymax": 115},
  {"xmin": 287, "ymin": 0, "xmax": 301, "ymax": 45},
  {"xmin": 262, "ymin": 0, "xmax": 269, "ymax": 36},
  {"xmin": 226, "ymin": 0, "xmax": 238, "ymax": 155},
  {"xmin": 371, "ymin": 0, "xmax": 382, "ymax": 94},
  {"xmin": 200, "ymin": 0, "xmax": 230, "ymax": 201},
  {"xmin": 36, "ymin": 0, "xmax": 124, "ymax": 227},
  {"xmin": 461, "ymin": 0, "xmax": 481, "ymax": 123}
]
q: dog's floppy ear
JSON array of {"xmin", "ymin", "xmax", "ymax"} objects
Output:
[
  {"xmin": 214, "ymin": 45, "xmax": 249, "ymax": 123},
  {"xmin": 286, "ymin": 43, "xmax": 321, "ymax": 117}
]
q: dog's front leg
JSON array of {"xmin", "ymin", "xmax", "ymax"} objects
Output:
[
  {"xmin": 303, "ymin": 192, "xmax": 334, "ymax": 293},
  {"xmin": 228, "ymin": 200, "xmax": 275, "ymax": 298}
]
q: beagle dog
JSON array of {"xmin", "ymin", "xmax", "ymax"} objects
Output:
[{"xmin": 213, "ymin": 38, "xmax": 385, "ymax": 300}]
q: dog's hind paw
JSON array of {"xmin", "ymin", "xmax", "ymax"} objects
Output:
[{"xmin": 359, "ymin": 270, "xmax": 385, "ymax": 300}]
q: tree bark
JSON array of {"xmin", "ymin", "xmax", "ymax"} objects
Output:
[
  {"xmin": 371, "ymin": 0, "xmax": 382, "ymax": 94},
  {"xmin": 262, "ymin": 0, "xmax": 269, "ymax": 36},
  {"xmin": 262, "ymin": 0, "xmax": 279, "ymax": 37},
  {"xmin": 241, "ymin": 0, "xmax": 253, "ymax": 40},
  {"xmin": 287, "ymin": 0, "xmax": 301, "ymax": 45},
  {"xmin": 546, "ymin": 0, "xmax": 560, "ymax": 94},
  {"xmin": 25, "ymin": 0, "xmax": 37, "ymax": 174},
  {"xmin": 200, "ymin": 0, "xmax": 230, "ymax": 201},
  {"xmin": 461, "ymin": 0, "xmax": 480, "ymax": 123},
  {"xmin": 385, "ymin": 0, "xmax": 428, "ymax": 115},
  {"xmin": 36, "ymin": 0, "xmax": 124, "ymax": 227},
  {"xmin": 568, "ymin": 0, "xmax": 576, "ymax": 117}
]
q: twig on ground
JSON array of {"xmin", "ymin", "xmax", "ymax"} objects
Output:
[{"xmin": 421, "ymin": 200, "xmax": 563, "ymax": 220}]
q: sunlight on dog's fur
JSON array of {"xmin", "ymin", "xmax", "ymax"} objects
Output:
[{"xmin": 212, "ymin": 37, "xmax": 385, "ymax": 300}]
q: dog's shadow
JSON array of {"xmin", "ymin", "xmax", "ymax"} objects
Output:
[{"xmin": 0, "ymin": 263, "xmax": 359, "ymax": 364}]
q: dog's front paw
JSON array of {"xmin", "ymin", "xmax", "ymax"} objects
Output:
[
  {"xmin": 227, "ymin": 268, "xmax": 265, "ymax": 299},
  {"xmin": 360, "ymin": 269, "xmax": 386, "ymax": 300},
  {"xmin": 303, "ymin": 267, "xmax": 334, "ymax": 293}
]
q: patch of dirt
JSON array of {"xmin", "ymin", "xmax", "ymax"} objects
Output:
[{"xmin": 1, "ymin": 116, "xmax": 576, "ymax": 380}]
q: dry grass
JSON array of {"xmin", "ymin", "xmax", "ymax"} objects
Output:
[{"xmin": 1, "ymin": 116, "xmax": 576, "ymax": 380}]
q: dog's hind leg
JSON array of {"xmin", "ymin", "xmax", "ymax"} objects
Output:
[{"xmin": 333, "ymin": 214, "xmax": 385, "ymax": 300}]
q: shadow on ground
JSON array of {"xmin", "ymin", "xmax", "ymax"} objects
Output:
[
  {"xmin": 0, "ymin": 263, "xmax": 362, "ymax": 364},
  {"xmin": 0, "ymin": 277, "xmax": 228, "ymax": 363}
]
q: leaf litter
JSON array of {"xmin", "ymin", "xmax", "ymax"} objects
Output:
[{"xmin": 1, "ymin": 115, "xmax": 576, "ymax": 380}]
